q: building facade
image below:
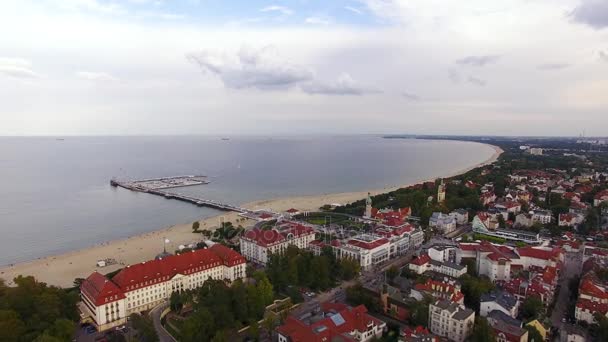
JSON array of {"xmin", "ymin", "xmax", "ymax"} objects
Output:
[
  {"xmin": 239, "ymin": 222, "xmax": 316, "ymax": 265},
  {"xmin": 428, "ymin": 300, "xmax": 475, "ymax": 342},
  {"xmin": 79, "ymin": 244, "xmax": 246, "ymax": 332}
]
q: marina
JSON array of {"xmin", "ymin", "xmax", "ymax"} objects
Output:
[
  {"xmin": 110, "ymin": 176, "xmax": 251, "ymax": 214},
  {"xmin": 111, "ymin": 175, "xmax": 209, "ymax": 191}
]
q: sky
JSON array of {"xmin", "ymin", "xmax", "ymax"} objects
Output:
[{"xmin": 0, "ymin": 0, "xmax": 607, "ymax": 136}]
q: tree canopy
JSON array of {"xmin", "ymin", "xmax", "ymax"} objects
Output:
[{"xmin": 0, "ymin": 276, "xmax": 79, "ymax": 342}]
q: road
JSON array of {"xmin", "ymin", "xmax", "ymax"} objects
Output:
[
  {"xmin": 550, "ymin": 250, "xmax": 583, "ymax": 330},
  {"xmin": 149, "ymin": 302, "xmax": 177, "ymax": 342}
]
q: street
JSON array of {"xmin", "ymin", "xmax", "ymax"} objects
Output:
[
  {"xmin": 550, "ymin": 250, "xmax": 583, "ymax": 331},
  {"xmin": 149, "ymin": 302, "xmax": 176, "ymax": 342}
]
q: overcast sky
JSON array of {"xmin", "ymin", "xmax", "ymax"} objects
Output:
[{"xmin": 1, "ymin": 0, "xmax": 607, "ymax": 136}]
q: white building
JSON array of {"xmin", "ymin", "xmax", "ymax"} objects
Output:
[
  {"xmin": 239, "ymin": 222, "xmax": 316, "ymax": 265},
  {"xmin": 531, "ymin": 209, "xmax": 553, "ymax": 225},
  {"xmin": 529, "ymin": 148, "xmax": 543, "ymax": 156},
  {"xmin": 428, "ymin": 245, "xmax": 458, "ymax": 263},
  {"xmin": 335, "ymin": 234, "xmax": 392, "ymax": 270},
  {"xmin": 311, "ymin": 227, "xmax": 423, "ymax": 270},
  {"xmin": 428, "ymin": 300, "xmax": 475, "ymax": 342},
  {"xmin": 456, "ymin": 242, "xmax": 564, "ymax": 282},
  {"xmin": 79, "ymin": 244, "xmax": 246, "ymax": 332},
  {"xmin": 449, "ymin": 209, "xmax": 469, "ymax": 225},
  {"xmin": 408, "ymin": 254, "xmax": 467, "ymax": 278},
  {"xmin": 429, "ymin": 212, "xmax": 457, "ymax": 235},
  {"xmin": 480, "ymin": 291, "xmax": 519, "ymax": 318}
]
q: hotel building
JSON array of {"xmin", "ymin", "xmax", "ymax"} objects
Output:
[
  {"xmin": 239, "ymin": 221, "xmax": 316, "ymax": 265},
  {"xmin": 79, "ymin": 244, "xmax": 246, "ymax": 332}
]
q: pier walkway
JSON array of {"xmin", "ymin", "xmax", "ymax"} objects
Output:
[{"xmin": 111, "ymin": 178, "xmax": 251, "ymax": 214}]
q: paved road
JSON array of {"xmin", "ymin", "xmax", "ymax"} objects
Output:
[
  {"xmin": 550, "ymin": 250, "xmax": 583, "ymax": 329},
  {"xmin": 149, "ymin": 302, "xmax": 177, "ymax": 342}
]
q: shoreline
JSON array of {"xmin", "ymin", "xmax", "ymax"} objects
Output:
[{"xmin": 0, "ymin": 142, "xmax": 503, "ymax": 288}]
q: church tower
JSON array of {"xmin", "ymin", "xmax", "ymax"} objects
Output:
[
  {"xmin": 437, "ymin": 179, "xmax": 446, "ymax": 204},
  {"xmin": 364, "ymin": 192, "xmax": 372, "ymax": 218}
]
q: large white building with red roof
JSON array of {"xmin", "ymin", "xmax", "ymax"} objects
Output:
[
  {"xmin": 277, "ymin": 303, "xmax": 385, "ymax": 342},
  {"xmin": 79, "ymin": 244, "xmax": 246, "ymax": 332},
  {"xmin": 239, "ymin": 221, "xmax": 316, "ymax": 265},
  {"xmin": 456, "ymin": 242, "xmax": 563, "ymax": 282}
]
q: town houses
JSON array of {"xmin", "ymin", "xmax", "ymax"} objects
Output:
[
  {"xmin": 79, "ymin": 244, "xmax": 246, "ymax": 332},
  {"xmin": 574, "ymin": 246, "xmax": 608, "ymax": 324}
]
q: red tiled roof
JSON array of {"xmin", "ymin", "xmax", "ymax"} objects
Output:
[
  {"xmin": 244, "ymin": 228, "xmax": 285, "ymax": 247},
  {"xmin": 488, "ymin": 252, "xmax": 510, "ymax": 262},
  {"xmin": 579, "ymin": 277, "xmax": 608, "ymax": 300},
  {"xmin": 516, "ymin": 247, "xmax": 562, "ymax": 261},
  {"xmin": 347, "ymin": 237, "xmax": 389, "ymax": 250},
  {"xmin": 286, "ymin": 208, "xmax": 300, "ymax": 213},
  {"xmin": 208, "ymin": 244, "xmax": 247, "ymax": 266},
  {"xmin": 259, "ymin": 213, "xmax": 274, "ymax": 219},
  {"xmin": 559, "ymin": 213, "xmax": 576, "ymax": 224},
  {"xmin": 459, "ymin": 243, "xmax": 481, "ymax": 251},
  {"xmin": 410, "ymin": 254, "xmax": 431, "ymax": 266},
  {"xmin": 595, "ymin": 190, "xmax": 608, "ymax": 200},
  {"xmin": 81, "ymin": 272, "xmax": 126, "ymax": 306},
  {"xmin": 276, "ymin": 305, "xmax": 383, "ymax": 342},
  {"xmin": 112, "ymin": 247, "xmax": 243, "ymax": 290},
  {"xmin": 577, "ymin": 299, "xmax": 608, "ymax": 315}
]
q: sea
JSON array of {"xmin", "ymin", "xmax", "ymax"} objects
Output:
[{"xmin": 0, "ymin": 136, "xmax": 495, "ymax": 265}]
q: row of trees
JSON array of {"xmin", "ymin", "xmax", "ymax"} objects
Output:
[
  {"xmin": 176, "ymin": 272, "xmax": 274, "ymax": 342},
  {"xmin": 266, "ymin": 245, "xmax": 360, "ymax": 297},
  {"xmin": 0, "ymin": 276, "xmax": 79, "ymax": 342}
]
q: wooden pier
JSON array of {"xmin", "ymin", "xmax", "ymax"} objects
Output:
[{"xmin": 111, "ymin": 178, "xmax": 251, "ymax": 214}]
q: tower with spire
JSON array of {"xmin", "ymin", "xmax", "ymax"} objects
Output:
[
  {"xmin": 364, "ymin": 192, "xmax": 372, "ymax": 218},
  {"xmin": 437, "ymin": 179, "xmax": 446, "ymax": 204}
]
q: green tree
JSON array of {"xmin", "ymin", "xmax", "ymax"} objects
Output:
[
  {"xmin": 181, "ymin": 308, "xmax": 215, "ymax": 342},
  {"xmin": 407, "ymin": 296, "xmax": 433, "ymax": 327},
  {"xmin": 521, "ymin": 296, "xmax": 544, "ymax": 320},
  {"xmin": 471, "ymin": 317, "xmax": 495, "ymax": 342},
  {"xmin": 192, "ymin": 221, "xmax": 200, "ymax": 233},
  {"xmin": 459, "ymin": 275, "xmax": 494, "ymax": 312},
  {"xmin": 0, "ymin": 310, "xmax": 26, "ymax": 342},
  {"xmin": 129, "ymin": 314, "xmax": 158, "ymax": 342},
  {"xmin": 385, "ymin": 266, "xmax": 399, "ymax": 283},
  {"xmin": 248, "ymin": 319, "xmax": 260, "ymax": 341},
  {"xmin": 170, "ymin": 291, "xmax": 183, "ymax": 312}
]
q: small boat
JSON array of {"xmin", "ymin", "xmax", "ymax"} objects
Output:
[{"xmin": 221, "ymin": 138, "xmax": 230, "ymax": 141}]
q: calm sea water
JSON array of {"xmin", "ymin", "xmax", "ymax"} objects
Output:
[{"xmin": 0, "ymin": 136, "xmax": 494, "ymax": 265}]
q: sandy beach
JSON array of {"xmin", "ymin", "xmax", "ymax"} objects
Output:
[{"xmin": 0, "ymin": 143, "xmax": 503, "ymax": 288}]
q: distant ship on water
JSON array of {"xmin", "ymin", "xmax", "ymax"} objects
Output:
[{"xmin": 221, "ymin": 137, "xmax": 230, "ymax": 141}]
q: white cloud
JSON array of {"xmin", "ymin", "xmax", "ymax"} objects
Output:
[
  {"xmin": 305, "ymin": 17, "xmax": 330, "ymax": 25},
  {"xmin": 50, "ymin": 0, "xmax": 126, "ymax": 15},
  {"xmin": 301, "ymin": 73, "xmax": 380, "ymax": 95},
  {"xmin": 345, "ymin": 6, "xmax": 363, "ymax": 15},
  {"xmin": 76, "ymin": 71, "xmax": 118, "ymax": 82},
  {"xmin": 456, "ymin": 55, "xmax": 501, "ymax": 67},
  {"xmin": 568, "ymin": 0, "xmax": 608, "ymax": 30},
  {"xmin": 0, "ymin": 57, "xmax": 40, "ymax": 78},
  {"xmin": 537, "ymin": 63, "xmax": 571, "ymax": 70},
  {"xmin": 187, "ymin": 46, "xmax": 313, "ymax": 90},
  {"xmin": 260, "ymin": 5, "xmax": 293, "ymax": 16}
]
